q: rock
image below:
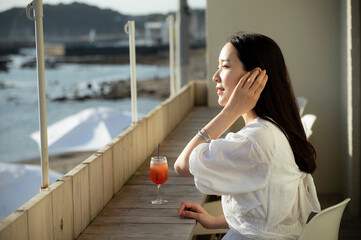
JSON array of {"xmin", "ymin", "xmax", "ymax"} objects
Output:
[
  {"xmin": 0, "ymin": 59, "xmax": 9, "ymax": 71},
  {"xmin": 21, "ymin": 58, "xmax": 59, "ymax": 69},
  {"xmin": 51, "ymin": 78, "xmax": 171, "ymax": 102}
]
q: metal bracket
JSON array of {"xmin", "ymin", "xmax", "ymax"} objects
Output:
[
  {"xmin": 124, "ymin": 22, "xmax": 130, "ymax": 35},
  {"xmin": 26, "ymin": 1, "xmax": 35, "ymax": 21}
]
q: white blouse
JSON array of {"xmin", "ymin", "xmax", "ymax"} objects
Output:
[{"xmin": 189, "ymin": 118, "xmax": 321, "ymax": 240}]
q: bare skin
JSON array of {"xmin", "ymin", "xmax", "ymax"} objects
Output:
[
  {"xmin": 178, "ymin": 202, "xmax": 228, "ymax": 229},
  {"xmin": 174, "ymin": 42, "xmax": 268, "ymax": 229}
]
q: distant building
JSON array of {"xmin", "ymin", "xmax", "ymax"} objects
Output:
[
  {"xmin": 143, "ymin": 10, "xmax": 205, "ymax": 47},
  {"xmin": 189, "ymin": 10, "xmax": 206, "ymax": 45},
  {"xmin": 144, "ymin": 22, "xmax": 168, "ymax": 46}
]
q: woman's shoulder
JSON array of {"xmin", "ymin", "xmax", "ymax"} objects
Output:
[
  {"xmin": 231, "ymin": 118, "xmax": 277, "ymax": 142},
  {"xmin": 227, "ymin": 118, "xmax": 287, "ymax": 157}
]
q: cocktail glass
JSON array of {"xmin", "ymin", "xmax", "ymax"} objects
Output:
[{"xmin": 150, "ymin": 156, "xmax": 168, "ymax": 204}]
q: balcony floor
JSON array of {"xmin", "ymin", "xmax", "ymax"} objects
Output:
[{"xmin": 77, "ymin": 107, "xmax": 221, "ymax": 240}]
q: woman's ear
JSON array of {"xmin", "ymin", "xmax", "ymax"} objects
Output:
[
  {"xmin": 238, "ymin": 71, "xmax": 249, "ymax": 83},
  {"xmin": 251, "ymin": 68, "xmax": 262, "ymax": 74}
]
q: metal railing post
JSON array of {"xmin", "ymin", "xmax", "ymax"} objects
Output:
[
  {"xmin": 166, "ymin": 15, "xmax": 176, "ymax": 95},
  {"xmin": 26, "ymin": 0, "xmax": 49, "ymax": 189},
  {"xmin": 124, "ymin": 21, "xmax": 138, "ymax": 124},
  {"xmin": 176, "ymin": 0, "xmax": 190, "ymax": 88}
]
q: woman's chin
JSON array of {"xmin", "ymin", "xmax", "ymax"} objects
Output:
[{"xmin": 218, "ymin": 98, "xmax": 227, "ymax": 107}]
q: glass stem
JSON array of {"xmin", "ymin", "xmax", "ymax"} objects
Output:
[{"xmin": 157, "ymin": 184, "xmax": 161, "ymax": 200}]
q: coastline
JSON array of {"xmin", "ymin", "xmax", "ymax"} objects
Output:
[
  {"xmin": 52, "ymin": 77, "xmax": 171, "ymax": 102},
  {"xmin": 44, "ymin": 48, "xmax": 205, "ymax": 102},
  {"xmin": 13, "ymin": 47, "xmax": 206, "ymax": 175}
]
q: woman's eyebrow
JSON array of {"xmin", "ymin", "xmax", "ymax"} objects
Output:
[{"xmin": 217, "ymin": 59, "xmax": 231, "ymax": 65}]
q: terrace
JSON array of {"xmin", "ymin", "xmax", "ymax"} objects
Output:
[{"xmin": 1, "ymin": 0, "xmax": 360, "ymax": 239}]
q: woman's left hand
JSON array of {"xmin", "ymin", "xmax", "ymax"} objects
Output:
[
  {"xmin": 224, "ymin": 68, "xmax": 268, "ymax": 118},
  {"xmin": 178, "ymin": 202, "xmax": 228, "ymax": 229}
]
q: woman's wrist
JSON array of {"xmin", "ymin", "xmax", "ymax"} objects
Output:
[
  {"xmin": 210, "ymin": 215, "xmax": 229, "ymax": 229},
  {"xmin": 221, "ymin": 105, "xmax": 243, "ymax": 122},
  {"xmin": 201, "ymin": 108, "xmax": 240, "ymax": 141}
]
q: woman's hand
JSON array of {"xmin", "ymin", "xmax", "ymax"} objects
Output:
[
  {"xmin": 178, "ymin": 202, "xmax": 228, "ymax": 229},
  {"xmin": 224, "ymin": 68, "xmax": 268, "ymax": 118}
]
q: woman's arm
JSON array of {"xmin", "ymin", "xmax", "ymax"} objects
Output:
[
  {"xmin": 178, "ymin": 202, "xmax": 229, "ymax": 229},
  {"xmin": 174, "ymin": 108, "xmax": 238, "ymax": 177},
  {"xmin": 174, "ymin": 69, "xmax": 268, "ymax": 177}
]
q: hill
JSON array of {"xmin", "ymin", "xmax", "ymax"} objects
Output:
[{"xmin": 0, "ymin": 2, "xmax": 172, "ymax": 42}]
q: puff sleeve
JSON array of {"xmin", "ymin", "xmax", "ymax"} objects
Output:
[{"xmin": 189, "ymin": 132, "xmax": 272, "ymax": 195}]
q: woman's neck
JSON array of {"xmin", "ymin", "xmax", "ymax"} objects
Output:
[{"xmin": 242, "ymin": 110, "xmax": 258, "ymax": 125}]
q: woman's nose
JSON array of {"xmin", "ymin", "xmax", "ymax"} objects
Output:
[{"xmin": 212, "ymin": 70, "xmax": 221, "ymax": 83}]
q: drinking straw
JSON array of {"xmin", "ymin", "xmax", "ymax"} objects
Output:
[{"xmin": 157, "ymin": 144, "xmax": 160, "ymax": 160}]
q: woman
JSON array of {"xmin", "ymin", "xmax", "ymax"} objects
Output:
[{"xmin": 174, "ymin": 32, "xmax": 321, "ymax": 240}]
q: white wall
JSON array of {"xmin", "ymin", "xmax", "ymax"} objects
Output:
[{"xmin": 206, "ymin": 0, "xmax": 343, "ymax": 194}]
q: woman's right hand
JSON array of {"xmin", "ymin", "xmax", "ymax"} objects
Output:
[
  {"xmin": 224, "ymin": 68, "xmax": 268, "ymax": 119},
  {"xmin": 178, "ymin": 202, "xmax": 228, "ymax": 229}
]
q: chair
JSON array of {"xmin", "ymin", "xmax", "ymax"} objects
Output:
[
  {"xmin": 298, "ymin": 198, "xmax": 351, "ymax": 240},
  {"xmin": 297, "ymin": 97, "xmax": 308, "ymax": 116},
  {"xmin": 193, "ymin": 200, "xmax": 229, "ymax": 235},
  {"xmin": 301, "ymin": 114, "xmax": 317, "ymax": 139}
]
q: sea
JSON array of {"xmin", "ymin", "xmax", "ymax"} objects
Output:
[{"xmin": 0, "ymin": 48, "xmax": 170, "ymax": 163}]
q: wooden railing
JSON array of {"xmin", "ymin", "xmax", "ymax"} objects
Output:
[{"xmin": 0, "ymin": 81, "xmax": 207, "ymax": 240}]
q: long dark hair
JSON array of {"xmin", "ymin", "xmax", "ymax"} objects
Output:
[{"xmin": 229, "ymin": 31, "xmax": 317, "ymax": 174}]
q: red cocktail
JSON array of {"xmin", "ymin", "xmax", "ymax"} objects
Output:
[
  {"xmin": 150, "ymin": 161, "xmax": 168, "ymax": 184},
  {"xmin": 150, "ymin": 156, "xmax": 168, "ymax": 204}
]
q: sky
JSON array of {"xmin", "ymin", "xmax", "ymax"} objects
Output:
[{"xmin": 0, "ymin": 0, "xmax": 206, "ymax": 15}]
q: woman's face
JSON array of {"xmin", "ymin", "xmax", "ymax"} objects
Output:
[{"xmin": 213, "ymin": 42, "xmax": 246, "ymax": 106}]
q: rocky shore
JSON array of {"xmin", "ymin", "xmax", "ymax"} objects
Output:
[
  {"xmin": 21, "ymin": 48, "xmax": 206, "ymax": 102},
  {"xmin": 52, "ymin": 77, "xmax": 171, "ymax": 101}
]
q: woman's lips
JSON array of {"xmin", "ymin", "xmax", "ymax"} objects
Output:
[{"xmin": 216, "ymin": 87, "xmax": 224, "ymax": 95}]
